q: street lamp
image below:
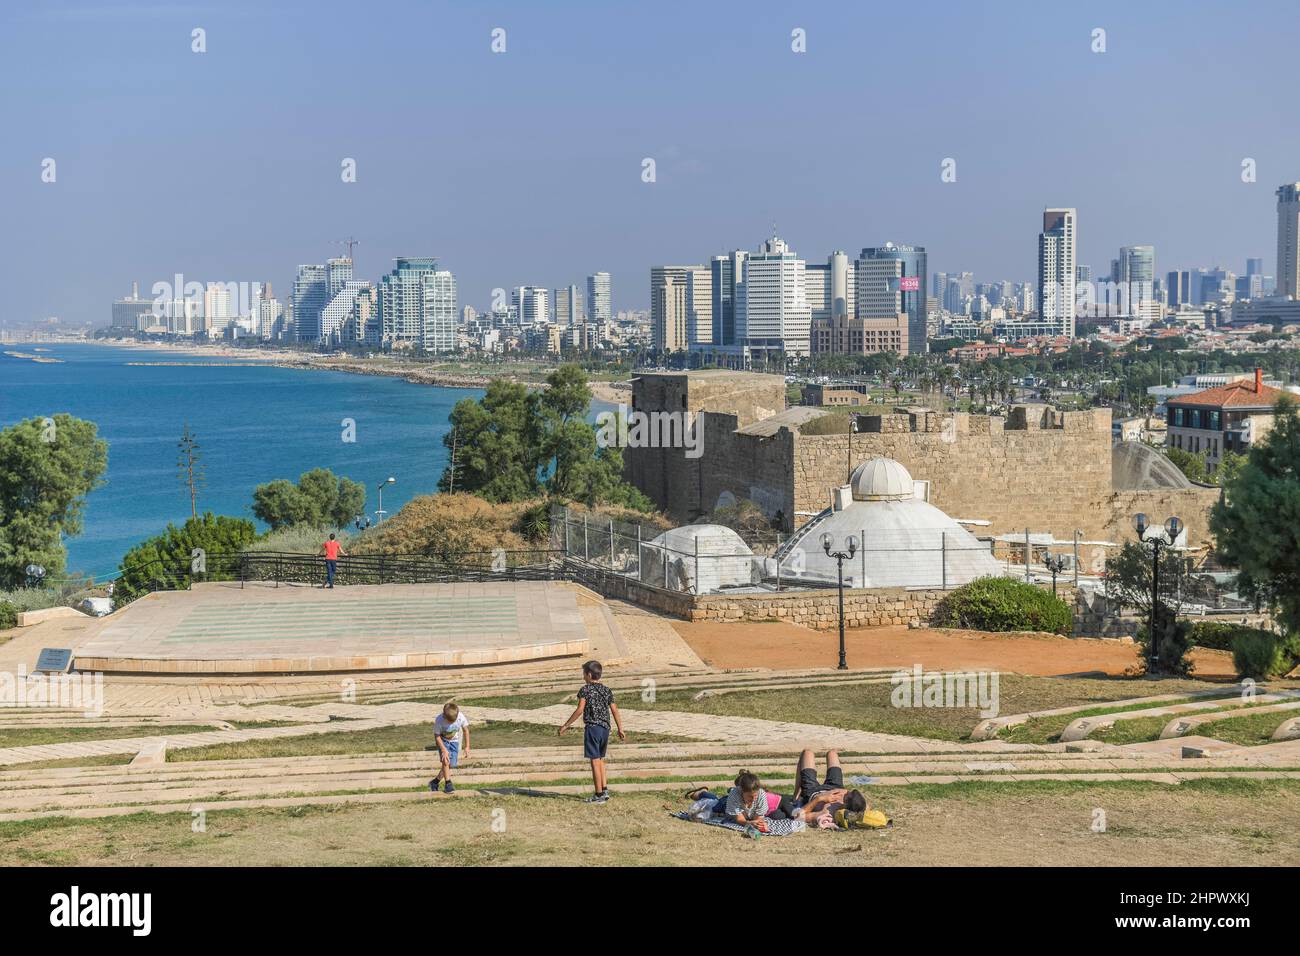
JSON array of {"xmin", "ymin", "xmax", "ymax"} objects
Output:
[
  {"xmin": 821, "ymin": 533, "xmax": 859, "ymax": 671},
  {"xmin": 1044, "ymin": 554, "xmax": 1067, "ymax": 596},
  {"xmin": 25, "ymin": 564, "xmax": 46, "ymax": 589},
  {"xmin": 1134, "ymin": 512, "xmax": 1183, "ymax": 674},
  {"xmin": 375, "ymin": 476, "xmax": 396, "ymax": 524}
]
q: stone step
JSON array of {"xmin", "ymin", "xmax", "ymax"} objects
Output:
[
  {"xmin": 1059, "ymin": 694, "xmax": 1296, "ymax": 742},
  {"xmin": 1160, "ymin": 700, "xmax": 1300, "ymax": 739}
]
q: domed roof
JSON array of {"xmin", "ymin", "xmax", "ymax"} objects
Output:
[{"xmin": 851, "ymin": 457, "xmax": 914, "ymax": 501}]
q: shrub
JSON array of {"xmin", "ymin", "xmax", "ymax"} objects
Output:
[
  {"xmin": 115, "ymin": 513, "xmax": 259, "ymax": 607},
  {"xmin": 1189, "ymin": 621, "xmax": 1276, "ymax": 652},
  {"xmin": 937, "ymin": 576, "xmax": 1073, "ymax": 635},
  {"xmin": 354, "ymin": 493, "xmax": 529, "ymax": 560},
  {"xmin": 1136, "ymin": 611, "xmax": 1196, "ymax": 676},
  {"xmin": 1232, "ymin": 630, "xmax": 1293, "ymax": 680},
  {"xmin": 243, "ymin": 524, "xmax": 350, "ymax": 555},
  {"xmin": 0, "ymin": 601, "xmax": 16, "ymax": 630}
]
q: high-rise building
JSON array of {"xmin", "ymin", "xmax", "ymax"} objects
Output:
[
  {"xmin": 805, "ymin": 251, "xmax": 855, "ymax": 323},
  {"xmin": 553, "ymin": 285, "xmax": 581, "ymax": 327},
  {"xmin": 512, "ymin": 286, "xmax": 548, "ymax": 326},
  {"xmin": 686, "ymin": 266, "xmax": 712, "ymax": 346},
  {"xmin": 292, "ymin": 264, "xmax": 328, "ymax": 343},
  {"xmin": 111, "ymin": 281, "xmax": 154, "ymax": 331},
  {"xmin": 1036, "ymin": 208, "xmax": 1077, "ymax": 337},
  {"xmin": 650, "ymin": 266, "xmax": 697, "ymax": 352},
  {"xmin": 709, "ymin": 252, "xmax": 746, "ymax": 346},
  {"xmin": 586, "ymin": 272, "xmax": 611, "ymax": 324},
  {"xmin": 321, "ymin": 280, "xmax": 375, "ymax": 345},
  {"xmin": 1277, "ymin": 183, "xmax": 1300, "ymax": 298},
  {"xmin": 857, "ymin": 243, "xmax": 927, "ymax": 353},
  {"xmin": 735, "ymin": 235, "xmax": 811, "ymax": 359},
  {"xmin": 378, "ymin": 257, "xmax": 456, "ymax": 351},
  {"xmin": 326, "ymin": 257, "xmax": 353, "ymax": 298},
  {"xmin": 1165, "ymin": 271, "xmax": 1190, "ymax": 309},
  {"xmin": 652, "ymin": 273, "xmax": 689, "ymax": 352}
]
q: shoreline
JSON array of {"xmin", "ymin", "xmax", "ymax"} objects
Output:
[{"xmin": 82, "ymin": 338, "xmax": 631, "ymax": 398}]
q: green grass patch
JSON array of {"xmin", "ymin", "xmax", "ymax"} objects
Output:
[
  {"xmin": 169, "ymin": 719, "xmax": 692, "ymax": 762},
  {"xmin": 0, "ymin": 724, "xmax": 214, "ymax": 749},
  {"xmin": 464, "ymin": 675, "xmax": 1227, "ymax": 743}
]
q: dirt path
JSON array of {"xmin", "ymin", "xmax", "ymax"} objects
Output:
[{"xmin": 672, "ymin": 622, "xmax": 1238, "ymax": 679}]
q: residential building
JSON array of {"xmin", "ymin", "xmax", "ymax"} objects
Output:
[{"xmin": 1036, "ymin": 208, "xmax": 1077, "ymax": 337}]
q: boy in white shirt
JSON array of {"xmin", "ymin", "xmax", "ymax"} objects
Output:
[{"xmin": 430, "ymin": 701, "xmax": 470, "ymax": 794}]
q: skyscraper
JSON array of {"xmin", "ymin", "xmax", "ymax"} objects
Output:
[
  {"xmin": 686, "ymin": 266, "xmax": 712, "ymax": 346},
  {"xmin": 735, "ymin": 235, "xmax": 811, "ymax": 360},
  {"xmin": 1277, "ymin": 183, "xmax": 1300, "ymax": 298},
  {"xmin": 856, "ymin": 243, "xmax": 926, "ymax": 353},
  {"xmin": 378, "ymin": 257, "xmax": 456, "ymax": 351},
  {"xmin": 553, "ymin": 284, "xmax": 581, "ymax": 327},
  {"xmin": 292, "ymin": 264, "xmax": 328, "ymax": 343},
  {"xmin": 1036, "ymin": 208, "xmax": 1077, "ymax": 337},
  {"xmin": 709, "ymin": 251, "xmax": 746, "ymax": 346},
  {"xmin": 586, "ymin": 272, "xmax": 611, "ymax": 324},
  {"xmin": 857, "ymin": 243, "xmax": 927, "ymax": 353},
  {"xmin": 512, "ymin": 286, "xmax": 548, "ymax": 326},
  {"xmin": 1166, "ymin": 271, "xmax": 1192, "ymax": 309},
  {"xmin": 652, "ymin": 273, "xmax": 689, "ymax": 352}
]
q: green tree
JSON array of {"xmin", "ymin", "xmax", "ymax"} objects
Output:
[
  {"xmin": 251, "ymin": 468, "xmax": 366, "ymax": 531},
  {"xmin": 114, "ymin": 513, "xmax": 258, "ymax": 607},
  {"xmin": 0, "ymin": 415, "xmax": 108, "ymax": 589},
  {"xmin": 1211, "ymin": 396, "xmax": 1300, "ymax": 636},
  {"xmin": 1166, "ymin": 446, "xmax": 1209, "ymax": 483}
]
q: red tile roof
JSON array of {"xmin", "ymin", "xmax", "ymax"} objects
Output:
[{"xmin": 1170, "ymin": 379, "xmax": 1288, "ymax": 409}]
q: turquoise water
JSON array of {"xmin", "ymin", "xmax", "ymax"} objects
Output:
[{"xmin": 0, "ymin": 343, "xmax": 482, "ymax": 579}]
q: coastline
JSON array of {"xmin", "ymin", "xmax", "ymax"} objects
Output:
[{"xmin": 84, "ymin": 338, "xmax": 631, "ymax": 398}]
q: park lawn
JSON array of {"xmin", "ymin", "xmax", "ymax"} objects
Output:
[
  {"xmin": 0, "ymin": 777, "xmax": 1294, "ymax": 867},
  {"xmin": 168, "ymin": 720, "xmax": 693, "ymax": 762},
  {"xmin": 1092, "ymin": 705, "xmax": 1300, "ymax": 747},
  {"xmin": 3, "ymin": 753, "xmax": 133, "ymax": 771},
  {"xmin": 463, "ymin": 675, "xmax": 1224, "ymax": 743},
  {"xmin": 998, "ymin": 693, "xmax": 1241, "ymax": 744},
  {"xmin": 0, "ymin": 725, "xmax": 215, "ymax": 749}
]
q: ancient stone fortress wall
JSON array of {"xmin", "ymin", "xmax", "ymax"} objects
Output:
[
  {"xmin": 624, "ymin": 372, "xmax": 1219, "ymax": 548},
  {"xmin": 794, "ymin": 405, "xmax": 1113, "ymax": 539}
]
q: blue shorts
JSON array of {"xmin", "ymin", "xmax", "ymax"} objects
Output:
[
  {"xmin": 583, "ymin": 725, "xmax": 610, "ymax": 760},
  {"xmin": 438, "ymin": 739, "xmax": 460, "ymax": 768}
]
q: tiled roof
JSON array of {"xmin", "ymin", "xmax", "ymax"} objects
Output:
[{"xmin": 1169, "ymin": 379, "xmax": 1287, "ymax": 409}]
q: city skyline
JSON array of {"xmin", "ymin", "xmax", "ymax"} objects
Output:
[{"xmin": 5, "ymin": 1, "xmax": 1300, "ymax": 327}]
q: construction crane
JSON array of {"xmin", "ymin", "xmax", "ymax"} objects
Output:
[{"xmin": 335, "ymin": 236, "xmax": 360, "ymax": 262}]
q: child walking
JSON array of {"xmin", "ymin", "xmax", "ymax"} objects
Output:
[
  {"xmin": 558, "ymin": 660, "xmax": 626, "ymax": 803},
  {"xmin": 430, "ymin": 701, "xmax": 470, "ymax": 794}
]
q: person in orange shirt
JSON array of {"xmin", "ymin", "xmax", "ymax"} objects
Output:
[{"xmin": 319, "ymin": 533, "xmax": 346, "ymax": 589}]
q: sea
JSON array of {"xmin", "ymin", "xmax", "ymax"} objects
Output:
[{"xmin": 0, "ymin": 342, "xmax": 606, "ymax": 580}]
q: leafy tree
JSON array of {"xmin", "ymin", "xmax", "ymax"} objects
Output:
[
  {"xmin": 114, "ymin": 513, "xmax": 258, "ymax": 607},
  {"xmin": 1166, "ymin": 446, "xmax": 1209, "ymax": 483},
  {"xmin": 0, "ymin": 415, "xmax": 108, "ymax": 589},
  {"xmin": 1215, "ymin": 449, "xmax": 1247, "ymax": 486},
  {"xmin": 437, "ymin": 364, "xmax": 651, "ymax": 510},
  {"xmin": 251, "ymin": 468, "xmax": 366, "ymax": 531},
  {"xmin": 1211, "ymin": 396, "xmax": 1300, "ymax": 636}
]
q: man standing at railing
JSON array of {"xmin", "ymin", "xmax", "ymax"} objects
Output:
[{"xmin": 319, "ymin": 533, "xmax": 346, "ymax": 589}]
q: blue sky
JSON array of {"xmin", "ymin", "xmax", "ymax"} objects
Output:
[{"xmin": 3, "ymin": 0, "xmax": 1298, "ymax": 323}]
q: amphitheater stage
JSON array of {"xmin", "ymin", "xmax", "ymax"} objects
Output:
[{"xmin": 73, "ymin": 581, "xmax": 598, "ymax": 674}]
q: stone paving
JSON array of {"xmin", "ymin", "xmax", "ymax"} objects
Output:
[{"xmin": 71, "ymin": 581, "xmax": 592, "ymax": 673}]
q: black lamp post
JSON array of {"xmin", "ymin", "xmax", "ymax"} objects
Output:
[
  {"xmin": 25, "ymin": 564, "xmax": 46, "ymax": 589},
  {"xmin": 1134, "ymin": 512, "xmax": 1183, "ymax": 674},
  {"xmin": 821, "ymin": 532, "xmax": 859, "ymax": 670},
  {"xmin": 1044, "ymin": 554, "xmax": 1066, "ymax": 596}
]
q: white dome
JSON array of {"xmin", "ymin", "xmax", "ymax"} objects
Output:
[{"xmin": 851, "ymin": 457, "xmax": 914, "ymax": 501}]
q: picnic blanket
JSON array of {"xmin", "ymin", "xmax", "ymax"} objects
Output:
[{"xmin": 670, "ymin": 811, "xmax": 807, "ymax": 837}]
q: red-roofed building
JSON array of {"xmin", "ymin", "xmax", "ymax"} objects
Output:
[{"xmin": 1166, "ymin": 368, "xmax": 1288, "ymax": 468}]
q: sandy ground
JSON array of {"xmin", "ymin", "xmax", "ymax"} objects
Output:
[{"xmin": 672, "ymin": 621, "xmax": 1239, "ymax": 679}]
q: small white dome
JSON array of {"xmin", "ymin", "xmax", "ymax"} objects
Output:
[{"xmin": 851, "ymin": 457, "xmax": 914, "ymax": 501}]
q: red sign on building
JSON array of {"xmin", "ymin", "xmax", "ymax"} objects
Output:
[{"xmin": 899, "ymin": 276, "xmax": 920, "ymax": 292}]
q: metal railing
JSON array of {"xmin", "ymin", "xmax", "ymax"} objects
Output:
[{"xmin": 117, "ymin": 548, "xmax": 565, "ymax": 605}]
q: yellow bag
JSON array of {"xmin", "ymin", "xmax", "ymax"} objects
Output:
[{"xmin": 835, "ymin": 807, "xmax": 891, "ymax": 830}]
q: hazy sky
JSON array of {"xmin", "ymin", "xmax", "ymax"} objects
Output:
[{"xmin": 3, "ymin": 0, "xmax": 1298, "ymax": 325}]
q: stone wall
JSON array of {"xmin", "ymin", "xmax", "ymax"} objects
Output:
[
  {"xmin": 690, "ymin": 587, "xmax": 945, "ymax": 629},
  {"xmin": 793, "ymin": 408, "xmax": 1115, "ymax": 540}
]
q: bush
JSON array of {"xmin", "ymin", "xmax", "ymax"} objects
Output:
[
  {"xmin": 1231, "ymin": 630, "xmax": 1294, "ymax": 679},
  {"xmin": 115, "ymin": 513, "xmax": 259, "ymax": 607},
  {"xmin": 1189, "ymin": 621, "xmax": 1276, "ymax": 652},
  {"xmin": 0, "ymin": 601, "xmax": 16, "ymax": 630},
  {"xmin": 936, "ymin": 576, "xmax": 1073, "ymax": 635},
  {"xmin": 243, "ymin": 525, "xmax": 350, "ymax": 555}
]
